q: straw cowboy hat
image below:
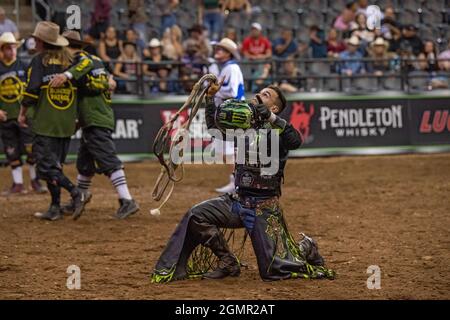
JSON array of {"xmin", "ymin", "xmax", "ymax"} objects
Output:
[
  {"xmin": 346, "ymin": 35, "xmax": 360, "ymax": 46},
  {"xmin": 370, "ymin": 37, "xmax": 389, "ymax": 48},
  {"xmin": 215, "ymin": 37, "xmax": 240, "ymax": 60},
  {"xmin": 31, "ymin": 21, "xmax": 68, "ymax": 47},
  {"xmin": 0, "ymin": 32, "xmax": 23, "ymax": 48},
  {"xmin": 62, "ymin": 30, "xmax": 90, "ymax": 48},
  {"xmin": 148, "ymin": 38, "xmax": 162, "ymax": 48}
]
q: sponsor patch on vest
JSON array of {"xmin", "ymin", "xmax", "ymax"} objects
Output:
[
  {"xmin": 0, "ymin": 76, "xmax": 23, "ymax": 103},
  {"xmin": 47, "ymin": 81, "xmax": 75, "ymax": 110}
]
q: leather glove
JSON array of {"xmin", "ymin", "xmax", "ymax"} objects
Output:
[
  {"xmin": 254, "ymin": 103, "xmax": 272, "ymax": 121},
  {"xmin": 207, "ymin": 77, "xmax": 225, "ymax": 97},
  {"xmin": 254, "ymin": 104, "xmax": 287, "ymax": 130}
]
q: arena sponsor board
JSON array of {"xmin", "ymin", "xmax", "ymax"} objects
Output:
[
  {"xmin": 1, "ymin": 95, "xmax": 449, "ymax": 162},
  {"xmin": 285, "ymin": 100, "xmax": 410, "ymax": 148},
  {"xmin": 69, "ymin": 103, "xmax": 212, "ymax": 154},
  {"xmin": 408, "ymin": 99, "xmax": 450, "ymax": 145}
]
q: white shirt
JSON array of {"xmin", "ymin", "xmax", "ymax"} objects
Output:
[{"xmin": 211, "ymin": 59, "xmax": 245, "ymax": 106}]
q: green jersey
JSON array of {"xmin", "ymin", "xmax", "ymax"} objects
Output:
[
  {"xmin": 22, "ymin": 53, "xmax": 80, "ymax": 138},
  {"xmin": 67, "ymin": 51, "xmax": 114, "ymax": 130},
  {"xmin": 0, "ymin": 59, "xmax": 27, "ymax": 119}
]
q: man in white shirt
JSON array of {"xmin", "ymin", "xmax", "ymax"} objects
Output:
[{"xmin": 210, "ymin": 38, "xmax": 245, "ymax": 193}]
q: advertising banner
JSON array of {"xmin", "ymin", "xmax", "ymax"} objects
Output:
[
  {"xmin": 1, "ymin": 95, "xmax": 449, "ymax": 162},
  {"xmin": 283, "ymin": 99, "xmax": 410, "ymax": 148},
  {"xmin": 408, "ymin": 99, "xmax": 450, "ymax": 145}
]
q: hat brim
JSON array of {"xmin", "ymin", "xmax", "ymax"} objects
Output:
[
  {"xmin": 31, "ymin": 33, "xmax": 69, "ymax": 47},
  {"xmin": 0, "ymin": 39, "xmax": 24, "ymax": 49},
  {"xmin": 66, "ymin": 37, "xmax": 90, "ymax": 48},
  {"xmin": 371, "ymin": 42, "xmax": 389, "ymax": 48},
  {"xmin": 346, "ymin": 40, "xmax": 360, "ymax": 46},
  {"xmin": 215, "ymin": 43, "xmax": 241, "ymax": 60}
]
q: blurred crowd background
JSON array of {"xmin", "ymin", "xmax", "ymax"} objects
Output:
[{"xmin": 1, "ymin": 0, "xmax": 450, "ymax": 95}]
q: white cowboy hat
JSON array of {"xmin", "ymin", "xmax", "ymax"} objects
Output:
[
  {"xmin": 31, "ymin": 21, "xmax": 68, "ymax": 47},
  {"xmin": 215, "ymin": 37, "xmax": 240, "ymax": 60},
  {"xmin": 0, "ymin": 32, "xmax": 23, "ymax": 48},
  {"xmin": 346, "ymin": 35, "xmax": 360, "ymax": 46},
  {"xmin": 371, "ymin": 37, "xmax": 389, "ymax": 48},
  {"xmin": 148, "ymin": 38, "xmax": 162, "ymax": 48}
]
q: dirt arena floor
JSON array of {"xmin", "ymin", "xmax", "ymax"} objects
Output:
[{"xmin": 0, "ymin": 153, "xmax": 449, "ymax": 300}]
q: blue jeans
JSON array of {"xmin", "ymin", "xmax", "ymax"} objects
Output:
[{"xmin": 203, "ymin": 12, "xmax": 224, "ymax": 41}]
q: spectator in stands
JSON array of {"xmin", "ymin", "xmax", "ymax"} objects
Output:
[
  {"xmin": 0, "ymin": 6, "xmax": 19, "ymax": 39},
  {"xmin": 113, "ymin": 41, "xmax": 141, "ymax": 93},
  {"xmin": 277, "ymin": 60, "xmax": 303, "ymax": 93},
  {"xmin": 438, "ymin": 41, "xmax": 450, "ymax": 71},
  {"xmin": 125, "ymin": 28, "xmax": 146, "ymax": 57},
  {"xmin": 327, "ymin": 27, "xmax": 346, "ymax": 58},
  {"xmin": 339, "ymin": 35, "xmax": 365, "ymax": 76},
  {"xmin": 198, "ymin": 0, "xmax": 225, "ymax": 42},
  {"xmin": 183, "ymin": 24, "xmax": 211, "ymax": 61},
  {"xmin": 224, "ymin": 27, "xmax": 240, "ymax": 47},
  {"xmin": 98, "ymin": 26, "xmax": 123, "ymax": 64},
  {"xmin": 89, "ymin": 0, "xmax": 111, "ymax": 39},
  {"xmin": 397, "ymin": 41, "xmax": 419, "ymax": 73},
  {"xmin": 399, "ymin": 25, "xmax": 423, "ymax": 57},
  {"xmin": 297, "ymin": 40, "xmax": 310, "ymax": 59},
  {"xmin": 432, "ymin": 41, "xmax": 450, "ymax": 89},
  {"xmin": 367, "ymin": 37, "xmax": 397, "ymax": 76},
  {"xmin": 380, "ymin": 6, "xmax": 401, "ymax": 49},
  {"xmin": 143, "ymin": 38, "xmax": 172, "ymax": 93},
  {"xmin": 241, "ymin": 22, "xmax": 272, "ymax": 61},
  {"xmin": 180, "ymin": 39, "xmax": 209, "ymax": 92},
  {"xmin": 356, "ymin": 0, "xmax": 369, "ymax": 16},
  {"xmin": 309, "ymin": 25, "xmax": 327, "ymax": 59},
  {"xmin": 161, "ymin": 25, "xmax": 184, "ymax": 61},
  {"xmin": 417, "ymin": 40, "xmax": 439, "ymax": 72},
  {"xmin": 128, "ymin": 0, "xmax": 148, "ymax": 44},
  {"xmin": 157, "ymin": 0, "xmax": 179, "ymax": 36},
  {"xmin": 272, "ymin": 29, "xmax": 298, "ymax": 59},
  {"xmin": 222, "ymin": 0, "xmax": 252, "ymax": 15},
  {"xmin": 333, "ymin": 1, "xmax": 357, "ymax": 34},
  {"xmin": 251, "ymin": 63, "xmax": 271, "ymax": 93},
  {"xmin": 350, "ymin": 13, "xmax": 375, "ymax": 44}
]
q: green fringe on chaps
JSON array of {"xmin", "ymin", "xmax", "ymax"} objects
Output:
[{"xmin": 150, "ymin": 195, "xmax": 335, "ymax": 283}]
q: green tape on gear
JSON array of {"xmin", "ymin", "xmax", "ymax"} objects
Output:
[{"xmin": 215, "ymin": 99, "xmax": 254, "ymax": 132}]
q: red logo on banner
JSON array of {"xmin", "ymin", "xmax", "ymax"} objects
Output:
[
  {"xmin": 419, "ymin": 110, "xmax": 450, "ymax": 133},
  {"xmin": 290, "ymin": 102, "xmax": 315, "ymax": 141},
  {"xmin": 160, "ymin": 109, "xmax": 189, "ymax": 137}
]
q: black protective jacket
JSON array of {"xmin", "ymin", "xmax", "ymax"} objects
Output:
[{"xmin": 205, "ymin": 96, "xmax": 303, "ymax": 197}]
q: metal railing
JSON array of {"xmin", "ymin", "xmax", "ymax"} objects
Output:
[{"xmin": 106, "ymin": 57, "xmax": 450, "ymax": 97}]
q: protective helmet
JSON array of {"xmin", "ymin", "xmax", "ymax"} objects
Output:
[{"xmin": 214, "ymin": 99, "xmax": 255, "ymax": 133}]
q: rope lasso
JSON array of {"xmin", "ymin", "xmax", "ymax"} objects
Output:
[{"xmin": 150, "ymin": 73, "xmax": 218, "ymax": 216}]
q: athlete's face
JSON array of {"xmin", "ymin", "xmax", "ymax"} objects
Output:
[
  {"xmin": 253, "ymin": 88, "xmax": 280, "ymax": 114},
  {"xmin": 1, "ymin": 44, "xmax": 17, "ymax": 61}
]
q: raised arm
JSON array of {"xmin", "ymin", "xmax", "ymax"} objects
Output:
[
  {"xmin": 49, "ymin": 52, "xmax": 94, "ymax": 87},
  {"xmin": 205, "ymin": 78, "xmax": 224, "ymax": 129}
]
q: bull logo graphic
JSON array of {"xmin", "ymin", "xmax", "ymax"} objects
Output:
[{"xmin": 289, "ymin": 102, "xmax": 315, "ymax": 143}]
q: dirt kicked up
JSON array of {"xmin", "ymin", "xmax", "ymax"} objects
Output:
[{"xmin": 0, "ymin": 154, "xmax": 449, "ymax": 299}]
